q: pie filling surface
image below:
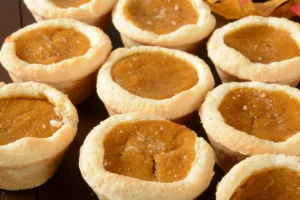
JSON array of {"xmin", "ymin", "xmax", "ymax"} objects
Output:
[
  {"xmin": 111, "ymin": 52, "xmax": 198, "ymax": 100},
  {"xmin": 15, "ymin": 27, "xmax": 91, "ymax": 65},
  {"xmin": 124, "ymin": 0, "xmax": 199, "ymax": 35},
  {"xmin": 224, "ymin": 25, "xmax": 300, "ymax": 64},
  {"xmin": 50, "ymin": 0, "xmax": 91, "ymax": 8},
  {"xmin": 230, "ymin": 168, "xmax": 300, "ymax": 200},
  {"xmin": 103, "ymin": 120, "xmax": 196, "ymax": 182},
  {"xmin": 0, "ymin": 98, "xmax": 62, "ymax": 145},
  {"xmin": 219, "ymin": 88, "xmax": 300, "ymax": 142}
]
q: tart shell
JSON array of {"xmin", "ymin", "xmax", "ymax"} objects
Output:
[
  {"xmin": 113, "ymin": 0, "xmax": 216, "ymax": 53},
  {"xmin": 0, "ymin": 82, "xmax": 78, "ymax": 190},
  {"xmin": 0, "ymin": 19, "xmax": 112, "ymax": 105},
  {"xmin": 208, "ymin": 16, "xmax": 300, "ymax": 86},
  {"xmin": 216, "ymin": 154, "xmax": 300, "ymax": 200},
  {"xmin": 79, "ymin": 112, "xmax": 215, "ymax": 200},
  {"xmin": 97, "ymin": 46, "xmax": 215, "ymax": 121},
  {"xmin": 24, "ymin": 0, "xmax": 118, "ymax": 29},
  {"xmin": 200, "ymin": 82, "xmax": 300, "ymax": 171},
  {"xmin": 120, "ymin": 33, "xmax": 205, "ymax": 55}
]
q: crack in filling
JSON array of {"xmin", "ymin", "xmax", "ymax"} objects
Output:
[
  {"xmin": 219, "ymin": 88, "xmax": 300, "ymax": 142},
  {"xmin": 103, "ymin": 120, "xmax": 196, "ymax": 182}
]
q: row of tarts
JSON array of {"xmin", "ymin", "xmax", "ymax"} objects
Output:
[{"xmin": 0, "ymin": 0, "xmax": 300, "ymax": 199}]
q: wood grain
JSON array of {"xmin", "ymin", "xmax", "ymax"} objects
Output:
[
  {"xmin": 0, "ymin": 190, "xmax": 36, "ymax": 200},
  {"xmin": 0, "ymin": 0, "xmax": 20, "ymax": 83},
  {"xmin": 19, "ymin": 0, "xmax": 34, "ymax": 27},
  {"xmin": 0, "ymin": 0, "xmax": 36, "ymax": 199}
]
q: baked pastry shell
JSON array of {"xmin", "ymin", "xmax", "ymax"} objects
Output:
[
  {"xmin": 104, "ymin": 104, "xmax": 197, "ymax": 125},
  {"xmin": 97, "ymin": 46, "xmax": 215, "ymax": 121},
  {"xmin": 0, "ymin": 19, "xmax": 112, "ymax": 105},
  {"xmin": 0, "ymin": 82, "xmax": 78, "ymax": 190},
  {"xmin": 216, "ymin": 154, "xmax": 300, "ymax": 200},
  {"xmin": 199, "ymin": 82, "xmax": 300, "ymax": 171},
  {"xmin": 79, "ymin": 112, "xmax": 215, "ymax": 200},
  {"xmin": 113, "ymin": 0, "xmax": 216, "ymax": 53},
  {"xmin": 23, "ymin": 0, "xmax": 118, "ymax": 29},
  {"xmin": 207, "ymin": 16, "xmax": 300, "ymax": 86},
  {"xmin": 120, "ymin": 33, "xmax": 205, "ymax": 55}
]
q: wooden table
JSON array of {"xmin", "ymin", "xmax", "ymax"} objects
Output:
[{"xmin": 0, "ymin": 1, "xmax": 299, "ymax": 200}]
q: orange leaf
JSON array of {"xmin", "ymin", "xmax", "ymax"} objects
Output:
[
  {"xmin": 240, "ymin": 0, "xmax": 257, "ymax": 15},
  {"xmin": 291, "ymin": 2, "xmax": 300, "ymax": 15},
  {"xmin": 205, "ymin": 0, "xmax": 297, "ymax": 19},
  {"xmin": 254, "ymin": 0, "xmax": 288, "ymax": 16},
  {"xmin": 272, "ymin": 2, "xmax": 296, "ymax": 18},
  {"xmin": 206, "ymin": 0, "xmax": 252, "ymax": 19}
]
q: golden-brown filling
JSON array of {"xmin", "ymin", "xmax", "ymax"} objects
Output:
[
  {"xmin": 219, "ymin": 88, "xmax": 300, "ymax": 142},
  {"xmin": 50, "ymin": 0, "xmax": 91, "ymax": 8},
  {"xmin": 224, "ymin": 25, "xmax": 300, "ymax": 64},
  {"xmin": 15, "ymin": 27, "xmax": 91, "ymax": 65},
  {"xmin": 124, "ymin": 0, "xmax": 199, "ymax": 35},
  {"xmin": 103, "ymin": 120, "xmax": 196, "ymax": 182},
  {"xmin": 231, "ymin": 168, "xmax": 300, "ymax": 200},
  {"xmin": 111, "ymin": 52, "xmax": 198, "ymax": 100},
  {"xmin": 0, "ymin": 98, "xmax": 62, "ymax": 145}
]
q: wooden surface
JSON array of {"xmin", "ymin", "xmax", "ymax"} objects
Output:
[{"xmin": 0, "ymin": 1, "xmax": 299, "ymax": 200}]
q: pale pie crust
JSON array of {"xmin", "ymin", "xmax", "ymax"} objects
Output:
[
  {"xmin": 79, "ymin": 112, "xmax": 215, "ymax": 200},
  {"xmin": 97, "ymin": 46, "xmax": 215, "ymax": 121},
  {"xmin": 216, "ymin": 154, "xmax": 300, "ymax": 200},
  {"xmin": 0, "ymin": 82, "xmax": 78, "ymax": 190},
  {"xmin": 207, "ymin": 16, "xmax": 300, "ymax": 86},
  {"xmin": 199, "ymin": 82, "xmax": 300, "ymax": 171},
  {"xmin": 23, "ymin": 0, "xmax": 118, "ymax": 27},
  {"xmin": 113, "ymin": 0, "xmax": 216, "ymax": 52},
  {"xmin": 0, "ymin": 19, "xmax": 112, "ymax": 104}
]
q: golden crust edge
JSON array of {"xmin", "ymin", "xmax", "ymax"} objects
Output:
[
  {"xmin": 79, "ymin": 112, "xmax": 215, "ymax": 200},
  {"xmin": 207, "ymin": 16, "xmax": 300, "ymax": 83},
  {"xmin": 0, "ymin": 82, "xmax": 78, "ymax": 167},
  {"xmin": 216, "ymin": 154, "xmax": 300, "ymax": 200},
  {"xmin": 23, "ymin": 0, "xmax": 118, "ymax": 22},
  {"xmin": 97, "ymin": 46, "xmax": 215, "ymax": 120},
  {"xmin": 0, "ymin": 18, "xmax": 112, "ymax": 83},
  {"xmin": 112, "ymin": 0, "xmax": 216, "ymax": 46},
  {"xmin": 199, "ymin": 82, "xmax": 300, "ymax": 158}
]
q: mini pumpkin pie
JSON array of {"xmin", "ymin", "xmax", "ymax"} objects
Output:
[
  {"xmin": 112, "ymin": 0, "xmax": 216, "ymax": 54},
  {"xmin": 79, "ymin": 112, "xmax": 215, "ymax": 200},
  {"xmin": 23, "ymin": 0, "xmax": 118, "ymax": 29},
  {"xmin": 0, "ymin": 81, "xmax": 78, "ymax": 190},
  {"xmin": 208, "ymin": 16, "xmax": 300, "ymax": 86},
  {"xmin": 216, "ymin": 154, "xmax": 300, "ymax": 200},
  {"xmin": 199, "ymin": 81, "xmax": 300, "ymax": 171},
  {"xmin": 97, "ymin": 46, "xmax": 215, "ymax": 123},
  {"xmin": 0, "ymin": 19, "xmax": 112, "ymax": 105}
]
